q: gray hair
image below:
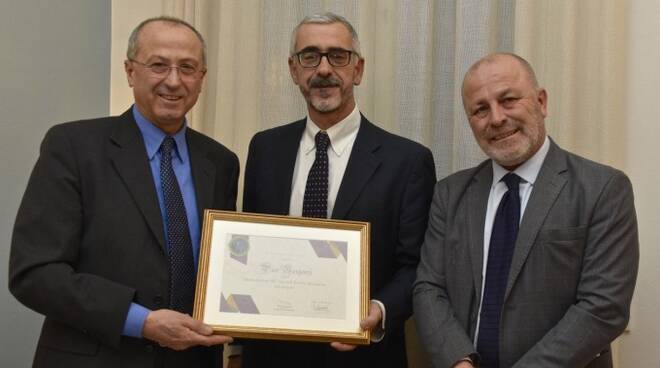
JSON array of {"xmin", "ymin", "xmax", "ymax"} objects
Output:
[
  {"xmin": 126, "ymin": 16, "xmax": 207, "ymax": 65},
  {"xmin": 461, "ymin": 52, "xmax": 541, "ymax": 102},
  {"xmin": 290, "ymin": 12, "xmax": 361, "ymax": 55},
  {"xmin": 465, "ymin": 53, "xmax": 539, "ymax": 88}
]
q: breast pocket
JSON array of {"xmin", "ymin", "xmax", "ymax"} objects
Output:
[{"xmin": 536, "ymin": 226, "xmax": 587, "ymax": 295}]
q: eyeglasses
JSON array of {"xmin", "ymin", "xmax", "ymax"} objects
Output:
[
  {"xmin": 129, "ymin": 59, "xmax": 205, "ymax": 79},
  {"xmin": 295, "ymin": 49, "xmax": 357, "ymax": 68}
]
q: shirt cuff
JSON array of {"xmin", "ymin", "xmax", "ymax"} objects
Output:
[
  {"xmin": 370, "ymin": 299, "xmax": 386, "ymax": 342},
  {"xmin": 122, "ymin": 302, "xmax": 151, "ymax": 338},
  {"xmin": 226, "ymin": 343, "xmax": 243, "ymax": 357}
]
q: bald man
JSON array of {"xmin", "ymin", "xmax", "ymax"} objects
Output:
[
  {"xmin": 9, "ymin": 17, "xmax": 237, "ymax": 367},
  {"xmin": 413, "ymin": 53, "xmax": 638, "ymax": 368}
]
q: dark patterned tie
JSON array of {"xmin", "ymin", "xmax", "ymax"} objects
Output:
[
  {"xmin": 160, "ymin": 137, "xmax": 196, "ymax": 313},
  {"xmin": 477, "ymin": 173, "xmax": 521, "ymax": 368},
  {"xmin": 302, "ymin": 131, "xmax": 330, "ymax": 218}
]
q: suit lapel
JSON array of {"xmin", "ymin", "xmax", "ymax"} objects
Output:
[
  {"xmin": 187, "ymin": 131, "xmax": 216, "ymax": 220},
  {"xmin": 331, "ymin": 117, "xmax": 382, "ymax": 219},
  {"xmin": 504, "ymin": 141, "xmax": 567, "ymax": 300},
  {"xmin": 275, "ymin": 120, "xmax": 306, "ymax": 215},
  {"xmin": 468, "ymin": 162, "xmax": 493, "ymax": 299},
  {"xmin": 109, "ymin": 110, "xmax": 166, "ymax": 251}
]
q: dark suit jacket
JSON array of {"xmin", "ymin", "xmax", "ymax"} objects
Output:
[
  {"xmin": 413, "ymin": 140, "xmax": 639, "ymax": 368},
  {"xmin": 9, "ymin": 109, "xmax": 239, "ymax": 368},
  {"xmin": 241, "ymin": 115, "xmax": 436, "ymax": 368}
]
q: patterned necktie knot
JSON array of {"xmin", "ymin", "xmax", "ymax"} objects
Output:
[
  {"xmin": 315, "ymin": 131, "xmax": 330, "ymax": 152},
  {"xmin": 502, "ymin": 172, "xmax": 521, "ymax": 191},
  {"xmin": 161, "ymin": 136, "xmax": 176, "ymax": 155}
]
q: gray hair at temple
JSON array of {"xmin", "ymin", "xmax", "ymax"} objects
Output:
[
  {"xmin": 126, "ymin": 15, "xmax": 207, "ymax": 65},
  {"xmin": 290, "ymin": 12, "xmax": 361, "ymax": 56}
]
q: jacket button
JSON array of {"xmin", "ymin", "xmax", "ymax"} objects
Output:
[
  {"xmin": 154, "ymin": 296, "xmax": 163, "ymax": 306},
  {"xmin": 145, "ymin": 344, "xmax": 154, "ymax": 353}
]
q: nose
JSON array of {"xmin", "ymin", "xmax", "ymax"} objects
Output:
[
  {"xmin": 315, "ymin": 55, "xmax": 333, "ymax": 76},
  {"xmin": 163, "ymin": 67, "xmax": 183, "ymax": 87},
  {"xmin": 489, "ymin": 103, "xmax": 507, "ymax": 126}
]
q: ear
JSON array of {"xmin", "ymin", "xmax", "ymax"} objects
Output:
[
  {"xmin": 537, "ymin": 88, "xmax": 548, "ymax": 117},
  {"xmin": 288, "ymin": 56, "xmax": 300, "ymax": 85},
  {"xmin": 197, "ymin": 69, "xmax": 207, "ymax": 92},
  {"xmin": 352, "ymin": 56, "xmax": 365, "ymax": 86},
  {"xmin": 124, "ymin": 60, "xmax": 135, "ymax": 88}
]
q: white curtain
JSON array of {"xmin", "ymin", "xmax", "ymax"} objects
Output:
[
  {"xmin": 160, "ymin": 0, "xmax": 519, "ymax": 183},
  {"xmin": 156, "ymin": 0, "xmax": 628, "ymax": 177}
]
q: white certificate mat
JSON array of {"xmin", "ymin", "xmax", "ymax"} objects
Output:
[
  {"xmin": 193, "ymin": 210, "xmax": 370, "ymax": 345},
  {"xmin": 220, "ymin": 234, "xmax": 347, "ymax": 320}
]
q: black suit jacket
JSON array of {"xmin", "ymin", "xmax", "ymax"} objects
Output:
[
  {"xmin": 9, "ymin": 109, "xmax": 239, "ymax": 368},
  {"xmin": 242, "ymin": 116, "xmax": 436, "ymax": 368}
]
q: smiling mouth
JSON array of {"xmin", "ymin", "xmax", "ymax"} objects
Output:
[
  {"xmin": 491, "ymin": 130, "xmax": 518, "ymax": 142},
  {"xmin": 160, "ymin": 94, "xmax": 182, "ymax": 102}
]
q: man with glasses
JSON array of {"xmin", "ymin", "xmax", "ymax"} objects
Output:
[
  {"xmin": 9, "ymin": 16, "xmax": 237, "ymax": 367},
  {"xmin": 240, "ymin": 12, "xmax": 436, "ymax": 368}
]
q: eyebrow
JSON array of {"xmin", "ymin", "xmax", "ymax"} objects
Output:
[
  {"xmin": 469, "ymin": 87, "xmax": 516, "ymax": 108},
  {"xmin": 145, "ymin": 55, "xmax": 200, "ymax": 64},
  {"xmin": 297, "ymin": 46, "xmax": 350, "ymax": 52},
  {"xmin": 496, "ymin": 87, "xmax": 514, "ymax": 97}
]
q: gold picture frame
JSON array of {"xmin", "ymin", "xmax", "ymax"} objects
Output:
[{"xmin": 193, "ymin": 210, "xmax": 371, "ymax": 345}]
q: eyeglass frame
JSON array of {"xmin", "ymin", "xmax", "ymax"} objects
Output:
[
  {"xmin": 293, "ymin": 48, "xmax": 360, "ymax": 68},
  {"xmin": 128, "ymin": 58, "xmax": 207, "ymax": 79}
]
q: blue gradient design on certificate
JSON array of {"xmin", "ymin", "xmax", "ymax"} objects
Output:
[
  {"xmin": 309, "ymin": 239, "xmax": 347, "ymax": 261},
  {"xmin": 220, "ymin": 293, "xmax": 260, "ymax": 314},
  {"xmin": 221, "ymin": 233, "xmax": 346, "ymax": 319}
]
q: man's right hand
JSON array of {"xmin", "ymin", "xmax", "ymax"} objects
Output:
[{"xmin": 142, "ymin": 309, "xmax": 233, "ymax": 350}]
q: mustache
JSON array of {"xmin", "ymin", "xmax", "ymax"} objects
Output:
[{"xmin": 309, "ymin": 76, "xmax": 341, "ymax": 88}]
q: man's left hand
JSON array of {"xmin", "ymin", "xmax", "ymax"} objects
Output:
[{"xmin": 330, "ymin": 302, "xmax": 382, "ymax": 352}]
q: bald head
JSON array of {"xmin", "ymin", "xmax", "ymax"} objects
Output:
[
  {"xmin": 460, "ymin": 52, "xmax": 547, "ymax": 170},
  {"xmin": 462, "ymin": 53, "xmax": 539, "ymax": 102}
]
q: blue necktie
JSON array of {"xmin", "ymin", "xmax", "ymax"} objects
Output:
[
  {"xmin": 160, "ymin": 137, "xmax": 196, "ymax": 313},
  {"xmin": 302, "ymin": 131, "xmax": 330, "ymax": 218},
  {"xmin": 477, "ymin": 173, "xmax": 521, "ymax": 368}
]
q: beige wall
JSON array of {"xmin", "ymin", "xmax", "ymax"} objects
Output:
[
  {"xmin": 618, "ymin": 0, "xmax": 660, "ymax": 366},
  {"xmin": 1, "ymin": 1, "xmax": 111, "ymax": 365},
  {"xmin": 110, "ymin": 0, "xmax": 162, "ymax": 115}
]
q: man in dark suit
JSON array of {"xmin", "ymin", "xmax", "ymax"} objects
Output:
[
  {"xmin": 9, "ymin": 16, "xmax": 237, "ymax": 367},
  {"xmin": 240, "ymin": 12, "xmax": 436, "ymax": 368},
  {"xmin": 413, "ymin": 53, "xmax": 639, "ymax": 368}
]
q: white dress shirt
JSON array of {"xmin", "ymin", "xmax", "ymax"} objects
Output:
[
  {"xmin": 474, "ymin": 136, "xmax": 550, "ymax": 344},
  {"xmin": 288, "ymin": 106, "xmax": 387, "ymax": 341},
  {"xmin": 289, "ymin": 106, "xmax": 361, "ymax": 217}
]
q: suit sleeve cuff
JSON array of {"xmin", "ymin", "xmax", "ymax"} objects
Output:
[
  {"xmin": 370, "ymin": 299, "xmax": 386, "ymax": 342},
  {"xmin": 122, "ymin": 303, "xmax": 151, "ymax": 338}
]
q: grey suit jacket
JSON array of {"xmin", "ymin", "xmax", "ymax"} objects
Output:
[
  {"xmin": 9, "ymin": 109, "xmax": 239, "ymax": 368},
  {"xmin": 413, "ymin": 140, "xmax": 638, "ymax": 368}
]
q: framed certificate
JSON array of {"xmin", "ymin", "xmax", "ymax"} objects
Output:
[{"xmin": 193, "ymin": 210, "xmax": 370, "ymax": 345}]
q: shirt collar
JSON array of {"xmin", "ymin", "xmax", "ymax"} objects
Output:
[
  {"xmin": 492, "ymin": 135, "xmax": 550, "ymax": 187},
  {"xmin": 132, "ymin": 105, "xmax": 189, "ymax": 163},
  {"xmin": 302, "ymin": 106, "xmax": 361, "ymax": 156}
]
